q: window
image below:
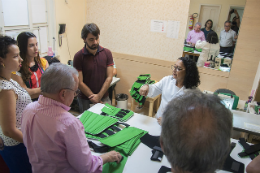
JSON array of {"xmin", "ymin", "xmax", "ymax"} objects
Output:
[{"xmin": 0, "ymin": 0, "xmax": 56, "ymax": 55}]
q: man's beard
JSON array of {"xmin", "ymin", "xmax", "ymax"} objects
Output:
[{"xmin": 85, "ymin": 42, "xmax": 99, "ymax": 50}]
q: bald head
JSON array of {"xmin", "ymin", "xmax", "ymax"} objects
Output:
[{"xmin": 160, "ymin": 90, "xmax": 233, "ymax": 173}]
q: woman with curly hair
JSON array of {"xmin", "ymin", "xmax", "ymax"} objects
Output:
[
  {"xmin": 195, "ymin": 31, "xmax": 219, "ymax": 67},
  {"xmin": 12, "ymin": 32, "xmax": 49, "ymax": 100},
  {"xmin": 0, "ymin": 35, "xmax": 32, "ymax": 172},
  {"xmin": 139, "ymin": 57, "xmax": 200, "ymax": 124}
]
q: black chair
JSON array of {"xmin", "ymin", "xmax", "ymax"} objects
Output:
[{"xmin": 214, "ymin": 88, "xmax": 236, "ymax": 95}]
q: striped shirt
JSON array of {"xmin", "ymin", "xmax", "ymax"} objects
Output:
[
  {"xmin": 186, "ymin": 30, "xmax": 206, "ymax": 44},
  {"xmin": 21, "ymin": 95, "xmax": 103, "ymax": 173}
]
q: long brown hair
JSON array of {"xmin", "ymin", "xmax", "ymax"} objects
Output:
[{"xmin": 17, "ymin": 32, "xmax": 43, "ymax": 82}]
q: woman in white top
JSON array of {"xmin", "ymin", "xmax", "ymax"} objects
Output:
[
  {"xmin": 0, "ymin": 35, "xmax": 32, "ymax": 172},
  {"xmin": 139, "ymin": 57, "xmax": 200, "ymax": 124},
  {"xmin": 195, "ymin": 31, "xmax": 219, "ymax": 67}
]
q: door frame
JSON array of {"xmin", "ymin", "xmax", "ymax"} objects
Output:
[{"xmin": 198, "ymin": 4, "xmax": 222, "ymax": 31}]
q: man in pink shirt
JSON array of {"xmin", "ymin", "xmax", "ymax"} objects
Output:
[
  {"xmin": 21, "ymin": 63, "xmax": 122, "ymax": 173},
  {"xmin": 186, "ymin": 22, "xmax": 206, "ymax": 47}
]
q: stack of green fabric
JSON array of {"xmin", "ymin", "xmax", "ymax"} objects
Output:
[
  {"xmin": 195, "ymin": 48, "xmax": 202, "ymax": 52},
  {"xmin": 101, "ymin": 103, "xmax": 134, "ymax": 122},
  {"xmin": 101, "ymin": 127, "xmax": 147, "ymax": 173},
  {"xmin": 80, "ymin": 111, "xmax": 119, "ymax": 140},
  {"xmin": 79, "ymin": 111, "xmax": 147, "ymax": 173},
  {"xmin": 184, "ymin": 46, "xmax": 194, "ymax": 52},
  {"xmin": 129, "ymin": 74, "xmax": 155, "ymax": 106}
]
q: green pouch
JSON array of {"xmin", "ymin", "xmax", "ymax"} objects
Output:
[
  {"xmin": 79, "ymin": 111, "xmax": 118, "ymax": 135},
  {"xmin": 195, "ymin": 48, "xmax": 202, "ymax": 52},
  {"xmin": 100, "ymin": 127, "xmax": 147, "ymax": 147},
  {"xmin": 184, "ymin": 46, "xmax": 194, "ymax": 52},
  {"xmin": 101, "ymin": 103, "xmax": 134, "ymax": 122},
  {"xmin": 114, "ymin": 134, "xmax": 143, "ymax": 156},
  {"xmin": 102, "ymin": 154, "xmax": 128, "ymax": 173},
  {"xmin": 137, "ymin": 74, "xmax": 151, "ymax": 81}
]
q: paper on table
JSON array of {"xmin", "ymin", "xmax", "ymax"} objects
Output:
[
  {"xmin": 166, "ymin": 21, "xmax": 180, "ymax": 39},
  {"xmin": 151, "ymin": 20, "xmax": 167, "ymax": 33}
]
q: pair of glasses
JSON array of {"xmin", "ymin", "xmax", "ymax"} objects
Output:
[
  {"xmin": 171, "ymin": 65, "xmax": 185, "ymax": 72},
  {"xmin": 64, "ymin": 88, "xmax": 80, "ymax": 97}
]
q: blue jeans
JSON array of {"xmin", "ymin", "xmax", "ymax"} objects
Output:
[{"xmin": 0, "ymin": 143, "xmax": 32, "ymax": 173}]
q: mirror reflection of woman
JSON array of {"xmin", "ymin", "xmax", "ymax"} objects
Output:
[
  {"xmin": 195, "ymin": 31, "xmax": 219, "ymax": 67},
  {"xmin": 0, "ymin": 35, "xmax": 32, "ymax": 173},
  {"xmin": 139, "ymin": 57, "xmax": 200, "ymax": 125},
  {"xmin": 11, "ymin": 32, "xmax": 49, "ymax": 100}
]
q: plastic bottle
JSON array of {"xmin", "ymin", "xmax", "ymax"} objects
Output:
[{"xmin": 47, "ymin": 46, "xmax": 53, "ymax": 56}]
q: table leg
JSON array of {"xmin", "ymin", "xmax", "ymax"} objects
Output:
[
  {"xmin": 148, "ymin": 101, "xmax": 154, "ymax": 117},
  {"xmin": 131, "ymin": 98, "xmax": 135, "ymax": 111},
  {"xmin": 112, "ymin": 89, "xmax": 116, "ymax": 106}
]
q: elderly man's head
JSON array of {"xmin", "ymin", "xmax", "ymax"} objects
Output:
[
  {"xmin": 160, "ymin": 90, "xmax": 232, "ymax": 173},
  {"xmin": 41, "ymin": 63, "xmax": 79, "ymax": 106},
  {"xmin": 224, "ymin": 21, "xmax": 232, "ymax": 32},
  {"xmin": 194, "ymin": 22, "xmax": 202, "ymax": 32}
]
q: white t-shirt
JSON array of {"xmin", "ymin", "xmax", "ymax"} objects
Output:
[
  {"xmin": 195, "ymin": 40, "xmax": 220, "ymax": 67},
  {"xmin": 147, "ymin": 76, "xmax": 185, "ymax": 118}
]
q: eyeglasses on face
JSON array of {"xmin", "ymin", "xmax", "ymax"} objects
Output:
[
  {"xmin": 63, "ymin": 88, "xmax": 80, "ymax": 97},
  {"xmin": 171, "ymin": 65, "xmax": 185, "ymax": 71}
]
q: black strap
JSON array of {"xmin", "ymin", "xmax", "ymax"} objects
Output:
[
  {"xmin": 104, "ymin": 129, "xmax": 115, "ymax": 136},
  {"xmin": 97, "ymin": 133, "xmax": 107, "ymax": 138},
  {"xmin": 140, "ymin": 133, "xmax": 160, "ymax": 149},
  {"xmin": 151, "ymin": 146, "xmax": 164, "ymax": 162},
  {"xmin": 222, "ymin": 142, "xmax": 245, "ymax": 173},
  {"xmin": 158, "ymin": 166, "xmax": 171, "ymax": 173},
  {"xmin": 110, "ymin": 125, "xmax": 121, "ymax": 132},
  {"xmin": 238, "ymin": 138, "xmax": 256, "ymax": 160},
  {"xmin": 87, "ymin": 140, "xmax": 110, "ymax": 153}
]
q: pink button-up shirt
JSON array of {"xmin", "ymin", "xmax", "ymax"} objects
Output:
[
  {"xmin": 21, "ymin": 95, "xmax": 103, "ymax": 173},
  {"xmin": 186, "ymin": 30, "xmax": 206, "ymax": 44}
]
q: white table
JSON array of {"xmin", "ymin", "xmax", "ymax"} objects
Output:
[
  {"xmin": 84, "ymin": 103, "xmax": 252, "ymax": 173},
  {"xmin": 232, "ymin": 110, "xmax": 260, "ymax": 136}
]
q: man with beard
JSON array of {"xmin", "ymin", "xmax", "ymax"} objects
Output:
[{"xmin": 73, "ymin": 23, "xmax": 114, "ymax": 112}]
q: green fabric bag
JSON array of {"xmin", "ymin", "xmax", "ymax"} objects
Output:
[
  {"xmin": 80, "ymin": 111, "xmax": 118, "ymax": 135},
  {"xmin": 102, "ymin": 154, "xmax": 128, "ymax": 173},
  {"xmin": 101, "ymin": 103, "xmax": 134, "ymax": 122},
  {"xmin": 100, "ymin": 127, "xmax": 147, "ymax": 147}
]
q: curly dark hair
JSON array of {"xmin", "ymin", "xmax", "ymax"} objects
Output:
[
  {"xmin": 178, "ymin": 57, "xmax": 200, "ymax": 89},
  {"xmin": 0, "ymin": 35, "xmax": 17, "ymax": 59},
  {"xmin": 206, "ymin": 31, "xmax": 219, "ymax": 44},
  {"xmin": 204, "ymin": 19, "xmax": 213, "ymax": 29}
]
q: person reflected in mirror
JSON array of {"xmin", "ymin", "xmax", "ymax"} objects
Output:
[
  {"xmin": 219, "ymin": 21, "xmax": 237, "ymax": 53},
  {"xmin": 227, "ymin": 9, "xmax": 240, "ymax": 34},
  {"xmin": 201, "ymin": 19, "xmax": 213, "ymax": 39},
  {"xmin": 186, "ymin": 22, "xmax": 206, "ymax": 47},
  {"xmin": 139, "ymin": 57, "xmax": 200, "ymax": 125},
  {"xmin": 195, "ymin": 31, "xmax": 219, "ymax": 67}
]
